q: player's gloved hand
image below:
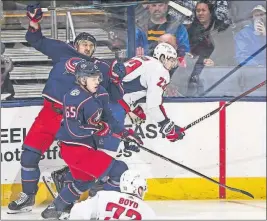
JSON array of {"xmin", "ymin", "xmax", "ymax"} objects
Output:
[
  {"xmin": 117, "ymin": 129, "xmax": 143, "ymax": 146},
  {"xmin": 128, "ymin": 105, "xmax": 146, "ymax": 125},
  {"xmin": 109, "ymin": 60, "xmax": 126, "ymax": 84},
  {"xmin": 26, "ymin": 3, "xmax": 43, "ymax": 23},
  {"xmin": 124, "ymin": 141, "xmax": 140, "ymax": 153},
  {"xmin": 95, "ymin": 121, "xmax": 111, "ymax": 136},
  {"xmin": 159, "ymin": 118, "xmax": 185, "ymax": 142}
]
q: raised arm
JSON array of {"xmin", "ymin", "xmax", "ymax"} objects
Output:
[{"xmin": 25, "ymin": 3, "xmax": 74, "ymax": 63}]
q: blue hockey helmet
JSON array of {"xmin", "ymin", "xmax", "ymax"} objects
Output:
[{"xmin": 74, "ymin": 60, "xmax": 103, "ymax": 82}]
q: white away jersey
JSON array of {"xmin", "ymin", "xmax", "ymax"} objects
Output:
[
  {"xmin": 122, "ymin": 56, "xmax": 170, "ymax": 123},
  {"xmin": 69, "ymin": 190, "xmax": 156, "ymax": 220}
]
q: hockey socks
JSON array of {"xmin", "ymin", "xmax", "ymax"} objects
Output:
[
  {"xmin": 21, "ymin": 167, "xmax": 40, "ymax": 195},
  {"xmin": 20, "ymin": 149, "xmax": 42, "ymax": 195},
  {"xmin": 54, "ymin": 180, "xmax": 92, "ymax": 211},
  {"xmin": 53, "ymin": 183, "xmax": 80, "ymax": 211}
]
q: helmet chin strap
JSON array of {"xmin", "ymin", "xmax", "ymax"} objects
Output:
[{"xmin": 162, "ymin": 59, "xmax": 170, "ymax": 71}]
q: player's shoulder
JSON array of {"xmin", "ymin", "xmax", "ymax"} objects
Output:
[
  {"xmin": 147, "ymin": 56, "xmax": 164, "ymax": 68},
  {"xmin": 97, "ymin": 190, "xmax": 123, "ymax": 199},
  {"xmin": 96, "ymin": 86, "xmax": 109, "ymax": 97},
  {"xmin": 94, "ymin": 58, "xmax": 110, "ymax": 69},
  {"xmin": 65, "ymin": 85, "xmax": 90, "ymax": 104},
  {"xmin": 68, "ymin": 85, "xmax": 83, "ymax": 96},
  {"xmin": 147, "ymin": 57, "xmax": 169, "ymax": 76}
]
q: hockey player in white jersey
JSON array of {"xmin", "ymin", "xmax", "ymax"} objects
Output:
[
  {"xmin": 111, "ymin": 42, "xmax": 185, "ymax": 142},
  {"xmin": 69, "ymin": 170, "xmax": 155, "ymax": 220}
]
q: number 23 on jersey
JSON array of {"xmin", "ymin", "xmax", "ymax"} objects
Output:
[{"xmin": 124, "ymin": 58, "xmax": 168, "ymax": 90}]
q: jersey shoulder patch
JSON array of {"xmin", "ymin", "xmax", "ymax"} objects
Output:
[{"xmin": 70, "ymin": 88, "xmax": 81, "ymax": 96}]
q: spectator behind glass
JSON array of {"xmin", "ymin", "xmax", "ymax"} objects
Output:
[
  {"xmin": 188, "ymin": 0, "xmax": 230, "ymax": 66},
  {"xmin": 234, "ymin": 5, "xmax": 266, "ymax": 67},
  {"xmin": 135, "ymin": 1, "xmax": 190, "ymax": 58},
  {"xmin": 187, "ymin": 0, "xmax": 231, "ymax": 96},
  {"xmin": 169, "ymin": 1, "xmax": 232, "ymax": 28},
  {"xmin": 1, "ymin": 41, "xmax": 15, "ymax": 100}
]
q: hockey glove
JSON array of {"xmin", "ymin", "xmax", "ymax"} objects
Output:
[
  {"xmin": 109, "ymin": 60, "xmax": 126, "ymax": 84},
  {"xmin": 26, "ymin": 3, "xmax": 43, "ymax": 23},
  {"xmin": 124, "ymin": 141, "xmax": 140, "ymax": 153},
  {"xmin": 117, "ymin": 129, "xmax": 143, "ymax": 146},
  {"xmin": 95, "ymin": 121, "xmax": 110, "ymax": 137},
  {"xmin": 118, "ymin": 100, "xmax": 146, "ymax": 125},
  {"xmin": 127, "ymin": 105, "xmax": 146, "ymax": 125},
  {"xmin": 159, "ymin": 118, "xmax": 185, "ymax": 142}
]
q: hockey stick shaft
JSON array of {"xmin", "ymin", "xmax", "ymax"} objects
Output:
[
  {"xmin": 112, "ymin": 81, "xmax": 266, "ymax": 198},
  {"xmin": 200, "ymin": 44, "xmax": 267, "ymax": 96},
  {"xmin": 168, "ymin": 1, "xmax": 192, "ymax": 17},
  {"xmin": 42, "ymin": 176, "xmax": 57, "ymax": 199},
  {"xmin": 182, "ymin": 80, "xmax": 266, "ymax": 132},
  {"xmin": 112, "ymin": 133, "xmax": 254, "ymax": 198}
]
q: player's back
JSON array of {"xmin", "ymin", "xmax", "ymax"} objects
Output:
[
  {"xmin": 95, "ymin": 191, "xmax": 155, "ymax": 220},
  {"xmin": 122, "ymin": 56, "xmax": 169, "ymax": 88},
  {"xmin": 70, "ymin": 190, "xmax": 154, "ymax": 220}
]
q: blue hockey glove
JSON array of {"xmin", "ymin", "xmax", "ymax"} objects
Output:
[
  {"xmin": 109, "ymin": 60, "xmax": 126, "ymax": 84},
  {"xmin": 26, "ymin": 3, "xmax": 43, "ymax": 23},
  {"xmin": 124, "ymin": 141, "xmax": 140, "ymax": 153},
  {"xmin": 117, "ymin": 129, "xmax": 143, "ymax": 146}
]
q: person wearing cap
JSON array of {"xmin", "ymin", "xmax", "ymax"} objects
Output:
[
  {"xmin": 6, "ymin": 3, "xmax": 116, "ymax": 214},
  {"xmin": 234, "ymin": 4, "xmax": 266, "ymax": 66},
  {"xmin": 135, "ymin": 1, "xmax": 190, "ymax": 58}
]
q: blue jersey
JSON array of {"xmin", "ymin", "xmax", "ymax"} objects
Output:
[
  {"xmin": 56, "ymin": 85, "xmax": 124, "ymax": 148},
  {"xmin": 26, "ymin": 27, "xmax": 110, "ymax": 104}
]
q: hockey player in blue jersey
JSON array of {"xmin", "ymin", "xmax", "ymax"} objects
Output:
[
  {"xmin": 40, "ymin": 60, "xmax": 143, "ymax": 220},
  {"xmin": 7, "ymin": 3, "xmax": 125, "ymax": 214}
]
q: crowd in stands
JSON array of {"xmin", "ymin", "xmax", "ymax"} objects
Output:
[
  {"xmin": 133, "ymin": 1, "xmax": 266, "ymax": 96},
  {"xmin": 1, "ymin": 0, "xmax": 266, "ymax": 99},
  {"xmin": 1, "ymin": 41, "xmax": 14, "ymax": 100}
]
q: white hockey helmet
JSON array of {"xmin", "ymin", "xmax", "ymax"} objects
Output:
[
  {"xmin": 120, "ymin": 170, "xmax": 147, "ymax": 199},
  {"xmin": 153, "ymin": 42, "xmax": 177, "ymax": 60}
]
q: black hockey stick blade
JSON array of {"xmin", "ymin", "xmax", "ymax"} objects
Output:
[
  {"xmin": 137, "ymin": 144, "xmax": 255, "ymax": 199},
  {"xmin": 224, "ymin": 185, "xmax": 254, "ymax": 199},
  {"xmin": 113, "ymin": 132, "xmax": 254, "ymax": 199}
]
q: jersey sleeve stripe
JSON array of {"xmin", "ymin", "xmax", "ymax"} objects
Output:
[{"xmin": 118, "ymin": 99, "xmax": 131, "ymax": 113}]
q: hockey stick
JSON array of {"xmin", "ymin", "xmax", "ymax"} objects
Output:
[
  {"xmin": 181, "ymin": 80, "xmax": 266, "ymax": 132},
  {"xmin": 113, "ymin": 81, "xmax": 266, "ymax": 198},
  {"xmin": 42, "ymin": 175, "xmax": 57, "ymax": 199},
  {"xmin": 200, "ymin": 44, "xmax": 267, "ymax": 96},
  {"xmin": 168, "ymin": 1, "xmax": 193, "ymax": 17},
  {"xmin": 113, "ymin": 133, "xmax": 254, "ymax": 199},
  {"xmin": 43, "ymin": 81, "xmax": 264, "ymax": 200}
]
